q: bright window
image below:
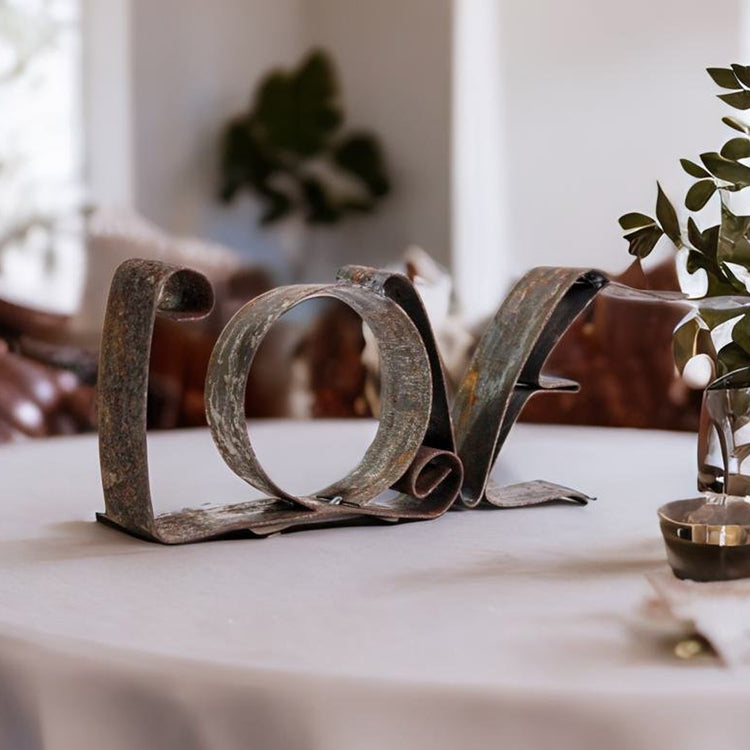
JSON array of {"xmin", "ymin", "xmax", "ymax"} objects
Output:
[{"xmin": 0, "ymin": 0, "xmax": 84, "ymax": 313}]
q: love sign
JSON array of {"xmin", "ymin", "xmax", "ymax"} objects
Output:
[{"xmin": 97, "ymin": 259, "xmax": 608, "ymax": 543}]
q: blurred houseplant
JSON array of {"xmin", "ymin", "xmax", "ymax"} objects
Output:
[{"xmin": 218, "ymin": 49, "xmax": 391, "ymax": 278}]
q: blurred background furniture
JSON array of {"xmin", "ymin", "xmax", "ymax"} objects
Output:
[{"xmin": 2, "ymin": 0, "xmax": 741, "ymax": 442}]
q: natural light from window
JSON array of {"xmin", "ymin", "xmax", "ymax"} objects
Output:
[{"xmin": 0, "ymin": 0, "xmax": 84, "ymax": 314}]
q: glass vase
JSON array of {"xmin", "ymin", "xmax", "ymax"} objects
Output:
[{"xmin": 698, "ymin": 368, "xmax": 750, "ymax": 498}]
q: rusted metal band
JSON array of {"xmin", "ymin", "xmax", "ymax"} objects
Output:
[
  {"xmin": 205, "ymin": 282, "xmax": 441, "ymax": 526},
  {"xmin": 483, "ymin": 479, "xmax": 592, "ymax": 508},
  {"xmin": 97, "ymin": 260, "xmax": 214, "ymax": 541},
  {"xmin": 335, "ymin": 266, "xmax": 463, "ymax": 519},
  {"xmin": 337, "ymin": 265, "xmax": 456, "ymax": 453},
  {"xmin": 97, "ymin": 260, "xmax": 609, "ymax": 544},
  {"xmin": 452, "ymin": 267, "xmax": 609, "ymax": 508},
  {"xmin": 390, "ymin": 445, "xmax": 464, "ymax": 510}
]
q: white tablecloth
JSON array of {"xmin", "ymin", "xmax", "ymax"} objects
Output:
[{"xmin": 0, "ymin": 420, "xmax": 745, "ymax": 750}]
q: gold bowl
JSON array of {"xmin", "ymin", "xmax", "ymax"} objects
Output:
[{"xmin": 659, "ymin": 497, "xmax": 750, "ymax": 581}]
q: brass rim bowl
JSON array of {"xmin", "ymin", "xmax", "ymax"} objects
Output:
[{"xmin": 658, "ymin": 497, "xmax": 750, "ymax": 582}]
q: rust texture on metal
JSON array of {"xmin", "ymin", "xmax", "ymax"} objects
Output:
[
  {"xmin": 452, "ymin": 267, "xmax": 608, "ymax": 507},
  {"xmin": 97, "ymin": 260, "xmax": 608, "ymax": 543},
  {"xmin": 97, "ymin": 260, "xmax": 215, "ymax": 542}
]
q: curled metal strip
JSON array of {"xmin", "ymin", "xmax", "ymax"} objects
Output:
[
  {"xmin": 205, "ymin": 282, "xmax": 445, "ymax": 529},
  {"xmin": 390, "ymin": 445, "xmax": 464, "ymax": 510},
  {"xmin": 484, "ymin": 479, "xmax": 591, "ymax": 508},
  {"xmin": 97, "ymin": 260, "xmax": 216, "ymax": 542},
  {"xmin": 335, "ymin": 266, "xmax": 463, "ymax": 520},
  {"xmin": 337, "ymin": 265, "xmax": 456, "ymax": 453},
  {"xmin": 452, "ymin": 267, "xmax": 609, "ymax": 508},
  {"xmin": 97, "ymin": 260, "xmax": 609, "ymax": 544}
]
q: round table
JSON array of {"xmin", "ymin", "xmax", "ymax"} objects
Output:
[{"xmin": 0, "ymin": 420, "xmax": 745, "ymax": 750}]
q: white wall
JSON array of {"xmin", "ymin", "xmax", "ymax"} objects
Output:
[
  {"xmin": 452, "ymin": 0, "xmax": 510, "ymax": 322},
  {"xmin": 109, "ymin": 0, "xmax": 452, "ymax": 279},
  {"xmin": 129, "ymin": 0, "xmax": 306, "ymax": 268},
  {"xmin": 302, "ymin": 0, "xmax": 452, "ymax": 275},
  {"xmin": 83, "ymin": 0, "xmax": 134, "ymax": 206},
  {"xmin": 496, "ymin": 0, "xmax": 742, "ymax": 280},
  {"xmin": 119, "ymin": 0, "xmax": 452, "ymax": 279},
  {"xmin": 303, "ymin": 0, "xmax": 744, "ymax": 304},
  {"xmin": 87, "ymin": 0, "xmax": 745, "ymax": 296}
]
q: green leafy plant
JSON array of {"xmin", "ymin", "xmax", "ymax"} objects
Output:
[
  {"xmin": 619, "ymin": 64, "xmax": 750, "ymax": 378},
  {"xmin": 219, "ymin": 49, "xmax": 390, "ymax": 226}
]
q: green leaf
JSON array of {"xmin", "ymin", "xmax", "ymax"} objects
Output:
[
  {"xmin": 687, "ymin": 217, "xmax": 703, "ymax": 249},
  {"xmin": 723, "ymin": 116, "xmax": 750, "ymax": 134},
  {"xmin": 217, "ymin": 48, "xmax": 390, "ymax": 226},
  {"xmin": 673, "ymin": 317, "xmax": 714, "ymax": 374},
  {"xmin": 732, "ymin": 64, "xmax": 750, "ymax": 88},
  {"xmin": 700, "ymin": 152, "xmax": 750, "ymax": 186},
  {"xmin": 295, "ymin": 50, "xmax": 343, "ymax": 138},
  {"xmin": 699, "ymin": 303, "xmax": 750, "ymax": 329},
  {"xmin": 685, "ymin": 179, "xmax": 717, "ymax": 211},
  {"xmin": 708, "ymin": 67, "xmax": 742, "ymax": 89},
  {"xmin": 686, "ymin": 249, "xmax": 710, "ymax": 274},
  {"xmin": 718, "ymin": 203, "xmax": 750, "ymax": 264},
  {"xmin": 252, "ymin": 50, "xmax": 343, "ymax": 158},
  {"xmin": 721, "ymin": 137, "xmax": 750, "ymax": 160},
  {"xmin": 723, "ymin": 262, "xmax": 750, "ymax": 295},
  {"xmin": 686, "ymin": 249, "xmax": 742, "ymax": 297},
  {"xmin": 680, "ymin": 158, "xmax": 710, "ymax": 178},
  {"xmin": 218, "ymin": 114, "xmax": 302, "ymax": 223},
  {"xmin": 733, "ymin": 313, "xmax": 750, "ymax": 355},
  {"xmin": 706, "ymin": 231, "xmax": 723, "ymax": 264},
  {"xmin": 700, "ymin": 224, "xmax": 720, "ymax": 259},
  {"xmin": 333, "ymin": 133, "xmax": 390, "ymax": 197},
  {"xmin": 300, "ymin": 176, "xmax": 340, "ymax": 223},
  {"xmin": 718, "ymin": 90, "xmax": 750, "ymax": 110},
  {"xmin": 258, "ymin": 189, "xmax": 294, "ymax": 225},
  {"xmin": 716, "ymin": 341, "xmax": 750, "ymax": 376},
  {"xmin": 618, "ymin": 212, "xmax": 655, "ymax": 230},
  {"xmin": 623, "ymin": 225, "xmax": 663, "ymax": 258},
  {"xmin": 687, "ymin": 223, "xmax": 736, "ymax": 290},
  {"xmin": 656, "ymin": 182, "xmax": 681, "ymax": 245}
]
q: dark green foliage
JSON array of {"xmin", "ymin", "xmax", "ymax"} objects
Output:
[
  {"xmin": 718, "ymin": 91, "xmax": 750, "ymax": 109},
  {"xmin": 680, "ymin": 159, "xmax": 710, "ymax": 178},
  {"xmin": 334, "ymin": 135, "xmax": 390, "ymax": 200},
  {"xmin": 619, "ymin": 212, "xmax": 657, "ymax": 230},
  {"xmin": 685, "ymin": 180, "xmax": 716, "ymax": 211},
  {"xmin": 618, "ymin": 212, "xmax": 663, "ymax": 257},
  {"xmin": 219, "ymin": 49, "xmax": 390, "ymax": 225},
  {"xmin": 721, "ymin": 138, "xmax": 750, "ymax": 160},
  {"xmin": 656, "ymin": 182, "xmax": 681, "ymax": 245},
  {"xmin": 619, "ymin": 64, "xmax": 750, "ymax": 376},
  {"xmin": 723, "ymin": 116, "xmax": 750, "ymax": 134},
  {"xmin": 699, "ymin": 152, "xmax": 750, "ymax": 186},
  {"xmin": 707, "ymin": 67, "xmax": 741, "ymax": 89},
  {"xmin": 733, "ymin": 313, "xmax": 750, "ymax": 356},
  {"xmin": 623, "ymin": 225, "xmax": 664, "ymax": 258}
]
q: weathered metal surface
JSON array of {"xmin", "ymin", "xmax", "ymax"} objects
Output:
[
  {"xmin": 97, "ymin": 260, "xmax": 215, "ymax": 542},
  {"xmin": 452, "ymin": 267, "xmax": 609, "ymax": 507},
  {"xmin": 336, "ymin": 265, "xmax": 456, "ymax": 454},
  {"xmin": 206, "ymin": 281, "xmax": 438, "ymax": 530},
  {"xmin": 97, "ymin": 260, "xmax": 609, "ymax": 543}
]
